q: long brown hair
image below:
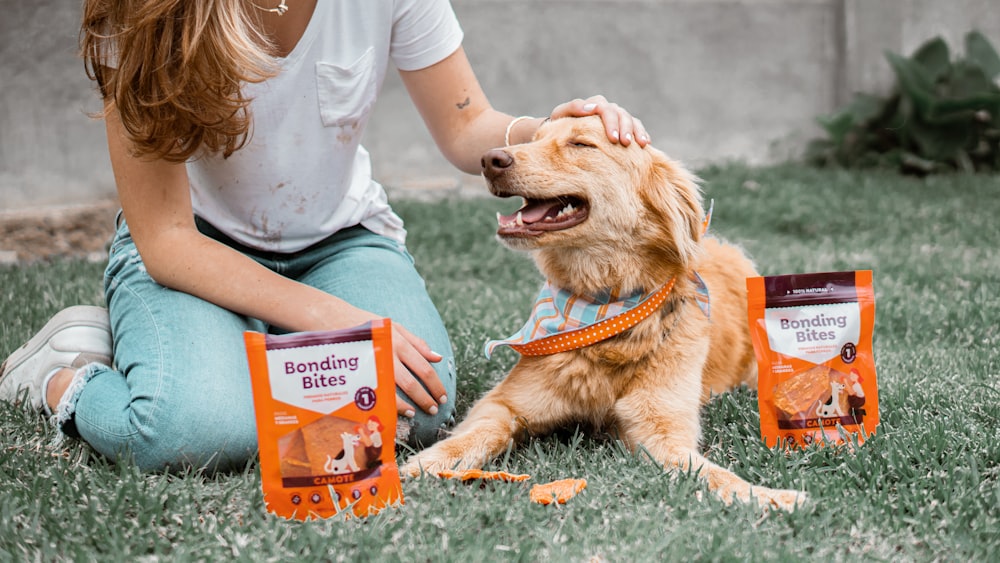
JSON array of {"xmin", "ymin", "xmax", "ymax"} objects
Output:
[{"xmin": 81, "ymin": 0, "xmax": 277, "ymax": 161}]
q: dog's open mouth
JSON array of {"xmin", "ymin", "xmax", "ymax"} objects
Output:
[{"xmin": 496, "ymin": 196, "xmax": 589, "ymax": 236}]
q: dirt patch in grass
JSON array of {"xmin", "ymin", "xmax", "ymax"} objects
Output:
[
  {"xmin": 0, "ymin": 182, "xmax": 479, "ymax": 265},
  {"xmin": 0, "ymin": 200, "xmax": 119, "ymax": 265}
]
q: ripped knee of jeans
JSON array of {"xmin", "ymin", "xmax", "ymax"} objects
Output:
[{"xmin": 396, "ymin": 406, "xmax": 455, "ymax": 449}]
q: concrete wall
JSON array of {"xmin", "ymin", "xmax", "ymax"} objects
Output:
[
  {"xmin": 1, "ymin": 0, "xmax": 113, "ymax": 212},
  {"xmin": 369, "ymin": 0, "xmax": 842, "ymax": 190},
  {"xmin": 2, "ymin": 0, "xmax": 999, "ymax": 212}
]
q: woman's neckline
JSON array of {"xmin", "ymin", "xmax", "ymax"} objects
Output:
[{"xmin": 257, "ymin": 0, "xmax": 322, "ymax": 65}]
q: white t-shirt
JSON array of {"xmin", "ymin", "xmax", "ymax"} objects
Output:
[{"xmin": 186, "ymin": 0, "xmax": 464, "ymax": 252}]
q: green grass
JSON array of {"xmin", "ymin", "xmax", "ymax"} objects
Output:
[{"xmin": 1, "ymin": 163, "xmax": 998, "ymax": 561}]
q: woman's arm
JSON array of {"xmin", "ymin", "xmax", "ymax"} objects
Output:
[
  {"xmin": 104, "ymin": 105, "xmax": 446, "ymax": 417},
  {"xmin": 399, "ymin": 46, "xmax": 649, "ymax": 175}
]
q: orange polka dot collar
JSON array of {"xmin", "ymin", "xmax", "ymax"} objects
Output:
[{"xmin": 484, "ymin": 272, "xmax": 712, "ymax": 358}]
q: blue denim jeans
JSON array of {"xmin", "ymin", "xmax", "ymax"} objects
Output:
[{"xmin": 62, "ymin": 217, "xmax": 455, "ymax": 472}]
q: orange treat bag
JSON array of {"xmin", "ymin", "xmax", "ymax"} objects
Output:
[
  {"xmin": 244, "ymin": 319, "xmax": 403, "ymax": 520},
  {"xmin": 747, "ymin": 271, "xmax": 879, "ymax": 449}
]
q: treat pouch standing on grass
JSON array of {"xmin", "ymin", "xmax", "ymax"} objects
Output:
[
  {"xmin": 244, "ymin": 319, "xmax": 403, "ymax": 520},
  {"xmin": 747, "ymin": 270, "xmax": 880, "ymax": 449}
]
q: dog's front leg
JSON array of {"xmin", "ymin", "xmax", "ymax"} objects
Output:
[
  {"xmin": 614, "ymin": 388, "xmax": 807, "ymax": 511},
  {"xmin": 401, "ymin": 393, "xmax": 521, "ymax": 477},
  {"xmin": 401, "ymin": 364, "xmax": 558, "ymax": 477}
]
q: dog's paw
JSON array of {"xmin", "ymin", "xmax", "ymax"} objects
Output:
[
  {"xmin": 398, "ymin": 458, "xmax": 422, "ymax": 479},
  {"xmin": 399, "ymin": 453, "xmax": 435, "ymax": 479},
  {"xmin": 399, "ymin": 447, "xmax": 469, "ymax": 480},
  {"xmin": 750, "ymin": 486, "xmax": 808, "ymax": 513}
]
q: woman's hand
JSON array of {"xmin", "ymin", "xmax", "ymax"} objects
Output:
[
  {"xmin": 388, "ymin": 322, "xmax": 447, "ymax": 418},
  {"xmin": 304, "ymin": 301, "xmax": 447, "ymax": 419},
  {"xmin": 549, "ymin": 95, "xmax": 650, "ymax": 148}
]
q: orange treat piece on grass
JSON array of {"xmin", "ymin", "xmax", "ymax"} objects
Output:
[
  {"xmin": 530, "ymin": 478, "xmax": 588, "ymax": 505},
  {"xmin": 437, "ymin": 469, "xmax": 531, "ymax": 482}
]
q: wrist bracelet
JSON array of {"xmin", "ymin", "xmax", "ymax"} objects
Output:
[{"xmin": 504, "ymin": 115, "xmax": 534, "ymax": 146}]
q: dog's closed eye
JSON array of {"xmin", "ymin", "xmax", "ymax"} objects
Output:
[{"xmin": 570, "ymin": 139, "xmax": 597, "ymax": 148}]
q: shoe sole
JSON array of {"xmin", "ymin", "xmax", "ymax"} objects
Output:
[{"xmin": 0, "ymin": 306, "xmax": 111, "ymax": 379}]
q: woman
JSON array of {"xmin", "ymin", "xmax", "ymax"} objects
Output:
[{"xmin": 0, "ymin": 0, "xmax": 649, "ymax": 472}]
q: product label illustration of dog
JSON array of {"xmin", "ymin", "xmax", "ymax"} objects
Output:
[
  {"xmin": 815, "ymin": 380, "xmax": 848, "ymax": 419},
  {"xmin": 324, "ymin": 432, "xmax": 362, "ymax": 475},
  {"xmin": 402, "ymin": 116, "xmax": 807, "ymax": 511}
]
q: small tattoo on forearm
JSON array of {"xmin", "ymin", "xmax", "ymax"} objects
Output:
[{"xmin": 456, "ymin": 97, "xmax": 470, "ymax": 109}]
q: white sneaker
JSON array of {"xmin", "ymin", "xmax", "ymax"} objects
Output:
[{"xmin": 0, "ymin": 306, "xmax": 112, "ymax": 411}]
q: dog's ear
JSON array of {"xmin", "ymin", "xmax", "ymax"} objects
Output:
[{"xmin": 639, "ymin": 150, "xmax": 705, "ymax": 268}]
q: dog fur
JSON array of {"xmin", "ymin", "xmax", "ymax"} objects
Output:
[{"xmin": 402, "ymin": 116, "xmax": 806, "ymax": 511}]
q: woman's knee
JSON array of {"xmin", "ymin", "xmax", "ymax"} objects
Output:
[
  {"xmin": 400, "ymin": 399, "xmax": 456, "ymax": 448},
  {"xmin": 127, "ymin": 401, "xmax": 258, "ymax": 473}
]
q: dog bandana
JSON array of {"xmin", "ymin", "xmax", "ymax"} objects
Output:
[{"xmin": 485, "ymin": 202, "xmax": 714, "ymax": 358}]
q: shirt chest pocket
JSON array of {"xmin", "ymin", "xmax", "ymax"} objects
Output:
[{"xmin": 315, "ymin": 47, "xmax": 377, "ymax": 128}]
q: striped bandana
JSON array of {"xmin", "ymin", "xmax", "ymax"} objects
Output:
[{"xmin": 485, "ymin": 201, "xmax": 714, "ymax": 358}]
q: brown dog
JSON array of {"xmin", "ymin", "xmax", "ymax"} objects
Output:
[{"xmin": 402, "ymin": 116, "xmax": 806, "ymax": 511}]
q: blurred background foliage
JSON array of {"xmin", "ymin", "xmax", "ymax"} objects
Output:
[{"xmin": 807, "ymin": 31, "xmax": 1000, "ymax": 175}]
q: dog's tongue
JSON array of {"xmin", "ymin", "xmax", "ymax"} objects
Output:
[
  {"xmin": 499, "ymin": 199, "xmax": 563, "ymax": 226},
  {"xmin": 496, "ymin": 197, "xmax": 588, "ymax": 235}
]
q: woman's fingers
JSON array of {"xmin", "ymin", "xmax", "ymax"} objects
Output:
[
  {"xmin": 632, "ymin": 116, "xmax": 650, "ymax": 147},
  {"xmin": 549, "ymin": 95, "xmax": 650, "ymax": 148},
  {"xmin": 391, "ymin": 324, "xmax": 447, "ymax": 417},
  {"xmin": 396, "ymin": 395, "xmax": 416, "ymax": 419}
]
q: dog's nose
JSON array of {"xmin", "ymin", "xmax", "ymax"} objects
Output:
[{"xmin": 481, "ymin": 148, "xmax": 514, "ymax": 181}]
